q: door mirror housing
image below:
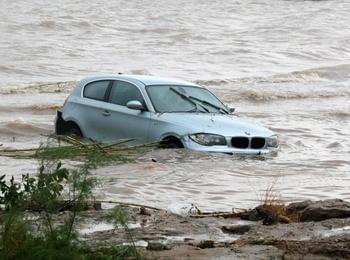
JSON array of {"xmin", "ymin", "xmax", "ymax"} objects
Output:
[
  {"xmin": 226, "ymin": 105, "xmax": 235, "ymax": 113},
  {"xmin": 126, "ymin": 100, "xmax": 146, "ymax": 111}
]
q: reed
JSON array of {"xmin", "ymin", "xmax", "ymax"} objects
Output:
[{"xmin": 0, "ymin": 135, "xmax": 158, "ymax": 167}]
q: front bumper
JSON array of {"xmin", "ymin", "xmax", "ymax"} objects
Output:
[{"xmin": 182, "ymin": 136, "xmax": 279, "ymax": 155}]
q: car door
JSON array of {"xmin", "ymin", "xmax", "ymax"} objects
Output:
[
  {"xmin": 101, "ymin": 80, "xmax": 151, "ymax": 143},
  {"xmin": 77, "ymin": 80, "xmax": 114, "ymax": 141}
]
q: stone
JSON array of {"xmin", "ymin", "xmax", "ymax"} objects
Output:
[
  {"xmin": 286, "ymin": 199, "xmax": 350, "ymax": 222},
  {"xmin": 197, "ymin": 240, "xmax": 215, "ymax": 249},
  {"xmin": 147, "ymin": 242, "xmax": 172, "ymax": 251},
  {"xmin": 221, "ymin": 225, "xmax": 251, "ymax": 234}
]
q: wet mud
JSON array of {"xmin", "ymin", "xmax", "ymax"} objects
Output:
[{"xmin": 71, "ymin": 200, "xmax": 350, "ymax": 259}]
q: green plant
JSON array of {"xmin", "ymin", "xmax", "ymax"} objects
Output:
[
  {"xmin": 105, "ymin": 207, "xmax": 142, "ymax": 259},
  {"xmin": 0, "ymin": 141, "xmax": 142, "ymax": 259}
]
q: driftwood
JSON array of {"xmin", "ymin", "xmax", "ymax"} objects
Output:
[
  {"xmin": 190, "ymin": 211, "xmax": 245, "ymax": 218},
  {"xmin": 189, "ymin": 204, "xmax": 247, "ymax": 218},
  {"xmin": 189, "ymin": 204, "xmax": 293, "ymax": 223},
  {"xmin": 93, "ymin": 199, "xmax": 161, "ymax": 211}
]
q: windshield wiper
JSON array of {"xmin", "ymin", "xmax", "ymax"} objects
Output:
[
  {"xmin": 188, "ymin": 96, "xmax": 228, "ymax": 114},
  {"xmin": 169, "ymin": 87, "xmax": 209, "ymax": 113}
]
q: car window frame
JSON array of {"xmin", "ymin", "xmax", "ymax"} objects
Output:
[
  {"xmin": 106, "ymin": 80, "xmax": 149, "ymax": 110},
  {"xmin": 83, "ymin": 80, "xmax": 113, "ymax": 102}
]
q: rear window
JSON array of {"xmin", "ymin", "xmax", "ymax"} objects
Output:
[{"xmin": 83, "ymin": 81, "xmax": 110, "ymax": 101}]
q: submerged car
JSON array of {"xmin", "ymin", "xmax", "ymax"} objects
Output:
[{"xmin": 55, "ymin": 75, "xmax": 279, "ymax": 155}]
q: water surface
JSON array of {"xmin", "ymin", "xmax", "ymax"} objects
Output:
[{"xmin": 0, "ymin": 0, "xmax": 349, "ymax": 212}]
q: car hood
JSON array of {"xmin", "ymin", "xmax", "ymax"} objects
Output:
[{"xmin": 154, "ymin": 113, "xmax": 274, "ymax": 137}]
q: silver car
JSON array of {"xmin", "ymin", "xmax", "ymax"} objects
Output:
[{"xmin": 55, "ymin": 75, "xmax": 279, "ymax": 155}]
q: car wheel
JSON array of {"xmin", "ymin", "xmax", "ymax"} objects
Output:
[
  {"xmin": 160, "ymin": 137, "xmax": 184, "ymax": 149},
  {"xmin": 165, "ymin": 142, "xmax": 182, "ymax": 148},
  {"xmin": 65, "ymin": 124, "xmax": 83, "ymax": 138}
]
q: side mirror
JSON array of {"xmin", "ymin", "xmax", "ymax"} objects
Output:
[
  {"xmin": 126, "ymin": 100, "xmax": 146, "ymax": 111},
  {"xmin": 226, "ymin": 105, "xmax": 235, "ymax": 113}
]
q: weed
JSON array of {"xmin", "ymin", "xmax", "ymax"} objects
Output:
[
  {"xmin": 105, "ymin": 207, "xmax": 142, "ymax": 259},
  {"xmin": 258, "ymin": 181, "xmax": 289, "ymax": 224},
  {"xmin": 0, "ymin": 140, "xmax": 141, "ymax": 259},
  {"xmin": 35, "ymin": 137, "xmax": 130, "ymax": 168}
]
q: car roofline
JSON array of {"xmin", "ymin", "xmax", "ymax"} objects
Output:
[{"xmin": 77, "ymin": 74, "xmax": 201, "ymax": 88}]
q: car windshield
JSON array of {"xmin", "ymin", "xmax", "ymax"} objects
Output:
[{"xmin": 146, "ymin": 85, "xmax": 228, "ymax": 113}]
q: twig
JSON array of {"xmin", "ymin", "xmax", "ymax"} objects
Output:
[
  {"xmin": 190, "ymin": 212, "xmax": 244, "ymax": 218},
  {"xmin": 93, "ymin": 200, "xmax": 161, "ymax": 211},
  {"xmin": 102, "ymin": 138, "xmax": 136, "ymax": 149}
]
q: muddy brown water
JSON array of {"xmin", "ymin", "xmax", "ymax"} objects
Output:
[
  {"xmin": 0, "ymin": 0, "xmax": 349, "ymax": 213},
  {"xmin": 0, "ymin": 77, "xmax": 349, "ymax": 213}
]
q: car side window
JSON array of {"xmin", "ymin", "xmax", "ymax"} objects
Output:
[
  {"xmin": 109, "ymin": 81, "xmax": 144, "ymax": 106},
  {"xmin": 83, "ymin": 80, "xmax": 110, "ymax": 101}
]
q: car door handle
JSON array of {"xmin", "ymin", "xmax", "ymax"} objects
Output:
[{"xmin": 101, "ymin": 110, "xmax": 111, "ymax": 117}]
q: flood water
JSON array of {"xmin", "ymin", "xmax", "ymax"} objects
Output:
[{"xmin": 0, "ymin": 0, "xmax": 349, "ymax": 212}]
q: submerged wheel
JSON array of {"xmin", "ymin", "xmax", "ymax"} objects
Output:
[
  {"xmin": 65, "ymin": 123, "xmax": 83, "ymax": 138},
  {"xmin": 160, "ymin": 137, "xmax": 184, "ymax": 149}
]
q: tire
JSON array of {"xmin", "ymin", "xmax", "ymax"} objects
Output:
[
  {"xmin": 165, "ymin": 142, "xmax": 182, "ymax": 148},
  {"xmin": 65, "ymin": 124, "xmax": 83, "ymax": 138},
  {"xmin": 160, "ymin": 137, "xmax": 184, "ymax": 149}
]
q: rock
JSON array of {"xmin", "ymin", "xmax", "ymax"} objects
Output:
[
  {"xmin": 221, "ymin": 225, "xmax": 251, "ymax": 234},
  {"xmin": 286, "ymin": 199, "xmax": 350, "ymax": 222},
  {"xmin": 197, "ymin": 240, "xmax": 215, "ymax": 249},
  {"xmin": 239, "ymin": 205, "xmax": 285, "ymax": 224},
  {"xmin": 93, "ymin": 202, "xmax": 102, "ymax": 211},
  {"xmin": 147, "ymin": 242, "xmax": 172, "ymax": 251},
  {"xmin": 285, "ymin": 200, "xmax": 312, "ymax": 213},
  {"xmin": 262, "ymin": 215, "xmax": 280, "ymax": 226},
  {"xmin": 240, "ymin": 208, "xmax": 263, "ymax": 221},
  {"xmin": 140, "ymin": 206, "xmax": 151, "ymax": 216}
]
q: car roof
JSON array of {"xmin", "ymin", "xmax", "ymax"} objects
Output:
[{"xmin": 79, "ymin": 74, "xmax": 200, "ymax": 87}]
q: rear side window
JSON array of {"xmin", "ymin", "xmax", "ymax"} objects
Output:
[
  {"xmin": 109, "ymin": 81, "xmax": 144, "ymax": 106},
  {"xmin": 83, "ymin": 80, "xmax": 110, "ymax": 101}
]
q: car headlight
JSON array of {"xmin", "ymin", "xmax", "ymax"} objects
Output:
[
  {"xmin": 189, "ymin": 133, "xmax": 227, "ymax": 146},
  {"xmin": 267, "ymin": 135, "xmax": 279, "ymax": 148}
]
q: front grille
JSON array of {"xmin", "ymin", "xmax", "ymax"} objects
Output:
[
  {"xmin": 231, "ymin": 137, "xmax": 249, "ymax": 149},
  {"xmin": 251, "ymin": 137, "xmax": 266, "ymax": 149},
  {"xmin": 231, "ymin": 137, "xmax": 266, "ymax": 149}
]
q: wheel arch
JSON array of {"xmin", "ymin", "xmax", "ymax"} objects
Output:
[{"xmin": 55, "ymin": 112, "xmax": 84, "ymax": 137}]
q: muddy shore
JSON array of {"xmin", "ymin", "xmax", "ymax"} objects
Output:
[{"xmin": 74, "ymin": 199, "xmax": 350, "ymax": 259}]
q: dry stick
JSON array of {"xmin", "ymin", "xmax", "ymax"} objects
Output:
[
  {"xmin": 0, "ymin": 147, "xmax": 40, "ymax": 152},
  {"xmin": 190, "ymin": 212, "xmax": 244, "ymax": 218},
  {"xmin": 91, "ymin": 200, "xmax": 162, "ymax": 211},
  {"xmin": 65, "ymin": 136, "xmax": 85, "ymax": 146},
  {"xmin": 102, "ymin": 138, "xmax": 136, "ymax": 149},
  {"xmin": 90, "ymin": 140, "xmax": 107, "ymax": 153},
  {"xmin": 0, "ymin": 135, "xmax": 158, "ymax": 159},
  {"xmin": 65, "ymin": 136, "xmax": 89, "ymax": 148},
  {"xmin": 108, "ymin": 141, "xmax": 160, "ymax": 152}
]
